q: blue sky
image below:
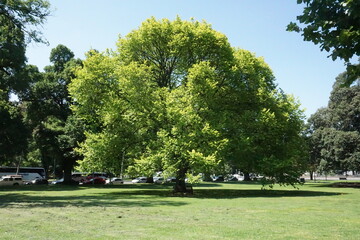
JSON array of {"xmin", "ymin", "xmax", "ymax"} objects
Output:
[{"xmin": 26, "ymin": 0, "xmax": 347, "ymax": 119}]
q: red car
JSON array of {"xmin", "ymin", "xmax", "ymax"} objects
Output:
[{"xmin": 81, "ymin": 177, "xmax": 105, "ymax": 185}]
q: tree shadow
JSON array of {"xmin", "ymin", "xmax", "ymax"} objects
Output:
[
  {"xmin": 309, "ymin": 181, "xmax": 360, "ymax": 188},
  {"xmin": 190, "ymin": 189, "xmax": 344, "ymax": 199},
  {"xmin": 0, "ymin": 184, "xmax": 184, "ymax": 208},
  {"xmin": 0, "ymin": 183, "xmax": 344, "ymax": 209},
  {"xmin": 0, "ymin": 190, "xmax": 185, "ymax": 209},
  {"xmin": 309, "ymin": 182, "xmax": 338, "ymax": 188},
  {"xmin": 0, "ymin": 184, "xmax": 83, "ymax": 192}
]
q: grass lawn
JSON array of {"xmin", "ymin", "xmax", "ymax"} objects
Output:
[{"xmin": 1, "ymin": 181, "xmax": 359, "ymax": 240}]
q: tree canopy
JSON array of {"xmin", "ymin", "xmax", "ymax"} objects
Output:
[
  {"xmin": 307, "ymin": 73, "xmax": 360, "ymax": 174},
  {"xmin": 70, "ymin": 17, "xmax": 307, "ymax": 190},
  {"xmin": 287, "ymin": 0, "xmax": 360, "ymax": 85},
  {"xmin": 0, "ymin": 0, "xmax": 50, "ymax": 165},
  {"xmin": 0, "ymin": 0, "xmax": 50, "ymax": 96},
  {"xmin": 25, "ymin": 44, "xmax": 84, "ymax": 182}
]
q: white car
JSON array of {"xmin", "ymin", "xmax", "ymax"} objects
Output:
[
  {"xmin": 0, "ymin": 175, "xmax": 23, "ymax": 186},
  {"xmin": 106, "ymin": 178, "xmax": 124, "ymax": 185},
  {"xmin": 153, "ymin": 177, "xmax": 164, "ymax": 183},
  {"xmin": 131, "ymin": 177, "xmax": 147, "ymax": 183}
]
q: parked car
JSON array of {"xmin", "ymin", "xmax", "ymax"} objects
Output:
[
  {"xmin": 51, "ymin": 178, "xmax": 79, "ymax": 185},
  {"xmin": 71, "ymin": 172, "xmax": 87, "ymax": 182},
  {"xmin": 106, "ymin": 178, "xmax": 124, "ymax": 185},
  {"xmin": 132, "ymin": 177, "xmax": 147, "ymax": 183},
  {"xmin": 166, "ymin": 177, "xmax": 176, "ymax": 183},
  {"xmin": 233, "ymin": 174, "xmax": 244, "ymax": 181},
  {"xmin": 31, "ymin": 178, "xmax": 49, "ymax": 185},
  {"xmin": 153, "ymin": 177, "xmax": 164, "ymax": 184},
  {"xmin": 225, "ymin": 175, "xmax": 238, "ymax": 181},
  {"xmin": 81, "ymin": 177, "xmax": 106, "ymax": 185},
  {"xmin": 86, "ymin": 172, "xmax": 108, "ymax": 180},
  {"xmin": 212, "ymin": 175, "xmax": 224, "ymax": 182},
  {"xmin": 0, "ymin": 175, "xmax": 23, "ymax": 186}
]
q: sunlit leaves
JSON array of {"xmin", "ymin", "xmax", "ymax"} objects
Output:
[{"xmin": 70, "ymin": 17, "xmax": 306, "ymax": 187}]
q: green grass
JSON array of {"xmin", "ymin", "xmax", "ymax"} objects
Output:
[{"xmin": 1, "ymin": 181, "xmax": 359, "ymax": 240}]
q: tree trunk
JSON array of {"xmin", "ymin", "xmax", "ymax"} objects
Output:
[
  {"xmin": 243, "ymin": 172, "xmax": 251, "ymax": 181},
  {"xmin": 62, "ymin": 156, "xmax": 76, "ymax": 185},
  {"xmin": 146, "ymin": 176, "xmax": 154, "ymax": 183},
  {"xmin": 174, "ymin": 178, "xmax": 187, "ymax": 193},
  {"xmin": 310, "ymin": 171, "xmax": 314, "ymax": 180},
  {"xmin": 63, "ymin": 161, "xmax": 72, "ymax": 184},
  {"xmin": 174, "ymin": 168, "xmax": 188, "ymax": 193},
  {"xmin": 203, "ymin": 172, "xmax": 213, "ymax": 182}
]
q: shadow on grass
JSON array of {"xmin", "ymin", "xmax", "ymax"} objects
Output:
[
  {"xmin": 0, "ymin": 190, "xmax": 183, "ymax": 209},
  {"xmin": 309, "ymin": 181, "xmax": 360, "ymax": 189},
  {"xmin": 191, "ymin": 189, "xmax": 343, "ymax": 199},
  {"xmin": 0, "ymin": 183, "xmax": 344, "ymax": 209},
  {"xmin": 0, "ymin": 183, "xmax": 176, "ymax": 192}
]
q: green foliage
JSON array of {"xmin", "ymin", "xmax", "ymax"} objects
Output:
[
  {"xmin": 0, "ymin": 99, "xmax": 28, "ymax": 164},
  {"xmin": 0, "ymin": 0, "xmax": 50, "ymax": 165},
  {"xmin": 50, "ymin": 44, "xmax": 76, "ymax": 72},
  {"xmin": 70, "ymin": 17, "xmax": 307, "ymax": 188},
  {"xmin": 0, "ymin": 0, "xmax": 50, "ymax": 95},
  {"xmin": 288, "ymin": 0, "xmax": 360, "ymax": 85},
  {"xmin": 25, "ymin": 45, "xmax": 83, "ymax": 179},
  {"xmin": 307, "ymin": 74, "xmax": 360, "ymax": 172}
]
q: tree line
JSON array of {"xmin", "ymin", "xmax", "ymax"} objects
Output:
[{"xmin": 1, "ymin": 0, "xmax": 359, "ymax": 191}]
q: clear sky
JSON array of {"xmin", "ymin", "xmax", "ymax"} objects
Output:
[{"xmin": 26, "ymin": 0, "xmax": 347, "ymax": 119}]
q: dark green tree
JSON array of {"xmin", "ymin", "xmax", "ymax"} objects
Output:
[
  {"xmin": 307, "ymin": 73, "xmax": 360, "ymax": 174},
  {"xmin": 329, "ymin": 73, "xmax": 360, "ymax": 132},
  {"xmin": 287, "ymin": 0, "xmax": 360, "ymax": 85},
  {"xmin": 0, "ymin": 0, "xmax": 50, "ymax": 165},
  {"xmin": 306, "ymin": 107, "xmax": 331, "ymax": 179},
  {"xmin": 26, "ymin": 45, "xmax": 84, "ymax": 182},
  {"xmin": 0, "ymin": 99, "xmax": 28, "ymax": 165},
  {"xmin": 0, "ymin": 0, "xmax": 50, "ymax": 96}
]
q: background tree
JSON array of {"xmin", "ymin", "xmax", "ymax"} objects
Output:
[
  {"xmin": 0, "ymin": 98, "xmax": 28, "ymax": 165},
  {"xmin": 0, "ymin": 0, "xmax": 50, "ymax": 165},
  {"xmin": 0, "ymin": 0, "xmax": 50, "ymax": 93},
  {"xmin": 307, "ymin": 73, "xmax": 360, "ymax": 174},
  {"xmin": 25, "ymin": 44, "xmax": 83, "ymax": 182},
  {"xmin": 306, "ymin": 107, "xmax": 331, "ymax": 179},
  {"xmin": 287, "ymin": 0, "xmax": 360, "ymax": 85}
]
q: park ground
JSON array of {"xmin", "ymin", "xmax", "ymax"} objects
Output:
[{"xmin": 0, "ymin": 181, "xmax": 359, "ymax": 240}]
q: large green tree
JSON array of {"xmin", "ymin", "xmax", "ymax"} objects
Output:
[
  {"xmin": 70, "ymin": 17, "xmax": 307, "ymax": 191},
  {"xmin": 287, "ymin": 0, "xmax": 360, "ymax": 85}
]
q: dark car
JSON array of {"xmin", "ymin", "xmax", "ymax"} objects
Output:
[
  {"xmin": 32, "ymin": 178, "xmax": 49, "ymax": 185},
  {"xmin": 166, "ymin": 177, "xmax": 176, "ymax": 183},
  {"xmin": 51, "ymin": 178, "xmax": 79, "ymax": 185}
]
